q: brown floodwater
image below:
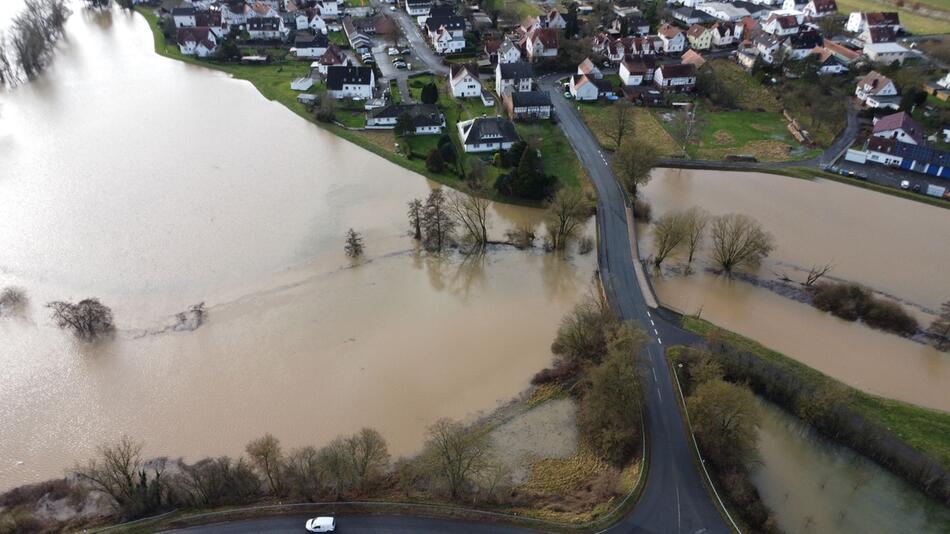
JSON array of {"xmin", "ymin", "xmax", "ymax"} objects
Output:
[
  {"xmin": 0, "ymin": 7, "xmax": 596, "ymax": 488},
  {"xmin": 639, "ymin": 169, "xmax": 950, "ymax": 411},
  {"xmin": 753, "ymin": 399, "xmax": 950, "ymax": 533}
]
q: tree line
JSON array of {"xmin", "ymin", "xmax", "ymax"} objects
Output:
[{"xmin": 0, "ymin": 0, "xmax": 71, "ymax": 86}]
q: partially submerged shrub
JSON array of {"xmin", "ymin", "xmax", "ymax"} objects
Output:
[
  {"xmin": 812, "ymin": 282, "xmax": 918, "ymax": 336},
  {"xmin": 0, "ymin": 286, "xmax": 26, "ymax": 315}
]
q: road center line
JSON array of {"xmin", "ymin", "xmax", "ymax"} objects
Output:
[{"xmin": 658, "ymin": 338, "xmax": 663, "ymax": 345}]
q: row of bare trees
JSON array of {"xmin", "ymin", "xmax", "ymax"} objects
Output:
[
  {"xmin": 0, "ymin": 0, "xmax": 71, "ymax": 86},
  {"xmin": 407, "ymin": 188, "xmax": 593, "ymax": 254},
  {"xmin": 72, "ymin": 420, "xmax": 513, "ymax": 521},
  {"xmin": 652, "ymin": 209, "xmax": 774, "ymax": 274}
]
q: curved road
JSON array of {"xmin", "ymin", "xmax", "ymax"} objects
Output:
[{"xmin": 168, "ymin": 15, "xmax": 729, "ymax": 534}]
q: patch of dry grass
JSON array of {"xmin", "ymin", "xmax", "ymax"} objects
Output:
[
  {"xmin": 579, "ymin": 104, "xmax": 679, "ymax": 156},
  {"xmin": 521, "ymin": 451, "xmax": 611, "ymax": 495}
]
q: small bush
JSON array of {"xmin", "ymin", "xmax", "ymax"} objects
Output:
[
  {"xmin": 632, "ymin": 199, "xmax": 651, "ymax": 222},
  {"xmin": 578, "ymin": 236, "xmax": 594, "ymax": 255},
  {"xmin": 864, "ymin": 299, "xmax": 918, "ymax": 336},
  {"xmin": 811, "ymin": 282, "xmax": 918, "ymax": 336},
  {"xmin": 0, "ymin": 287, "xmax": 26, "ymax": 315},
  {"xmin": 531, "ymin": 358, "xmax": 579, "ymax": 385}
]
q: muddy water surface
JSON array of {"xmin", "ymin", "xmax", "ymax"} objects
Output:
[
  {"xmin": 0, "ymin": 7, "xmax": 596, "ymax": 488},
  {"xmin": 639, "ymin": 169, "xmax": 950, "ymax": 410}
]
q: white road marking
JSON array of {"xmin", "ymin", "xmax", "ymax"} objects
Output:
[
  {"xmin": 656, "ymin": 387, "xmax": 662, "ymax": 402},
  {"xmin": 651, "ymin": 367, "xmax": 657, "ymax": 381},
  {"xmin": 647, "ymin": 311, "xmax": 651, "ymax": 317},
  {"xmin": 658, "ymin": 338, "xmax": 663, "ymax": 345},
  {"xmin": 654, "ymin": 328, "xmax": 659, "ymax": 335},
  {"xmin": 650, "ymin": 319, "xmax": 655, "ymax": 326}
]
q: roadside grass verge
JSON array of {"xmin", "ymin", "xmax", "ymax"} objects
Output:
[{"xmin": 681, "ymin": 316, "xmax": 950, "ymax": 470}]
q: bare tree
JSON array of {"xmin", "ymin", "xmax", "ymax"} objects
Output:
[
  {"xmin": 504, "ymin": 224, "xmax": 536, "ymax": 249},
  {"xmin": 285, "ymin": 446, "xmax": 322, "ymax": 500},
  {"xmin": 473, "ymin": 458, "xmax": 511, "ymax": 503},
  {"xmin": 423, "ymin": 418, "xmax": 491, "ymax": 500},
  {"xmin": 245, "ymin": 433, "xmax": 285, "ymax": 497},
  {"xmin": 682, "ymin": 207, "xmax": 709, "ymax": 264},
  {"xmin": 0, "ymin": 286, "xmax": 26, "ymax": 315},
  {"xmin": 0, "ymin": 31, "xmax": 13, "ymax": 86},
  {"xmin": 47, "ymin": 298, "xmax": 114, "ymax": 341},
  {"xmin": 7, "ymin": 0, "xmax": 71, "ymax": 81},
  {"xmin": 344, "ymin": 228, "xmax": 364, "ymax": 258},
  {"xmin": 421, "ymin": 188, "xmax": 455, "ymax": 252},
  {"xmin": 466, "ymin": 158, "xmax": 488, "ymax": 192},
  {"xmin": 180, "ymin": 456, "xmax": 261, "ymax": 507},
  {"xmin": 802, "ymin": 262, "xmax": 834, "ymax": 287},
  {"xmin": 342, "ymin": 428, "xmax": 390, "ymax": 492},
  {"xmin": 545, "ymin": 189, "xmax": 592, "ymax": 251},
  {"xmin": 926, "ymin": 301, "xmax": 950, "ymax": 350},
  {"xmin": 73, "ymin": 436, "xmax": 172, "ymax": 518},
  {"xmin": 651, "ymin": 212, "xmax": 687, "ymax": 268},
  {"xmin": 407, "ymin": 198, "xmax": 423, "ymax": 240},
  {"xmin": 316, "ymin": 437, "xmax": 350, "ymax": 499},
  {"xmin": 449, "ymin": 191, "xmax": 491, "ymax": 252},
  {"xmin": 613, "ymin": 143, "xmax": 658, "ymax": 198},
  {"xmin": 668, "ymin": 104, "xmax": 703, "ymax": 158},
  {"xmin": 709, "ymin": 214, "xmax": 775, "ymax": 274},
  {"xmin": 604, "ymin": 99, "xmax": 634, "ymax": 151}
]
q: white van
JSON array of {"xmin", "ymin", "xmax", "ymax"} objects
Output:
[{"xmin": 305, "ymin": 517, "xmax": 336, "ymax": 532}]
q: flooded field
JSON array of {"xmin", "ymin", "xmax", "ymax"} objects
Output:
[
  {"xmin": 639, "ymin": 169, "xmax": 950, "ymax": 411},
  {"xmin": 0, "ymin": 7, "xmax": 596, "ymax": 488},
  {"xmin": 753, "ymin": 399, "xmax": 950, "ymax": 533}
]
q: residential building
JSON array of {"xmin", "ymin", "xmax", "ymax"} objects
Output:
[
  {"xmin": 681, "ymin": 49, "xmax": 706, "ymax": 67},
  {"xmin": 294, "ymin": 32, "xmax": 329, "ymax": 58},
  {"xmin": 247, "ymin": 17, "xmax": 285, "ymax": 40},
  {"xmin": 570, "ymin": 73, "xmax": 600, "ymax": 100},
  {"xmin": 657, "ymin": 23, "xmax": 686, "ymax": 53},
  {"xmin": 366, "ymin": 103, "xmax": 444, "ymax": 134},
  {"xmin": 754, "ymin": 32, "xmax": 784, "ymax": 63},
  {"xmin": 504, "ymin": 90, "xmax": 553, "ymax": 120},
  {"xmin": 802, "ymin": 0, "xmax": 837, "ymax": 17},
  {"xmin": 524, "ymin": 28, "xmax": 559, "ymax": 60},
  {"xmin": 872, "ymin": 112, "xmax": 925, "ymax": 145},
  {"xmin": 577, "ymin": 57, "xmax": 603, "ymax": 79},
  {"xmin": 457, "ymin": 117, "xmax": 521, "ymax": 153},
  {"xmin": 498, "ymin": 38, "xmax": 522, "ymax": 64},
  {"xmin": 809, "ymin": 47, "xmax": 849, "ymax": 75},
  {"xmin": 404, "ymin": 0, "xmax": 432, "ymax": 17},
  {"xmin": 855, "ymin": 70, "xmax": 900, "ymax": 109},
  {"xmin": 846, "ymin": 11, "xmax": 901, "ymax": 33},
  {"xmin": 496, "ymin": 62, "xmax": 534, "ymax": 94},
  {"xmin": 177, "ymin": 27, "xmax": 217, "ymax": 57},
  {"xmin": 312, "ymin": 44, "xmax": 350, "ymax": 76},
  {"xmin": 698, "ymin": 2, "xmax": 752, "ymax": 22},
  {"xmin": 687, "ymin": 24, "xmax": 714, "ymax": 50},
  {"xmin": 860, "ymin": 25, "xmax": 897, "ymax": 44},
  {"xmin": 248, "ymin": 1, "xmax": 279, "ymax": 19},
  {"xmin": 326, "ymin": 65, "xmax": 375, "ymax": 99},
  {"xmin": 864, "ymin": 42, "xmax": 911, "ymax": 65},
  {"xmin": 654, "ymin": 63, "xmax": 696, "ymax": 89},
  {"xmin": 173, "ymin": 7, "xmax": 197, "ymax": 27},
  {"xmin": 859, "ymin": 138, "xmax": 950, "ymax": 178},
  {"xmin": 784, "ymin": 29, "xmax": 822, "ymax": 59},
  {"xmin": 673, "ymin": 7, "xmax": 716, "ymax": 25},
  {"xmin": 545, "ymin": 9, "xmax": 567, "ymax": 29},
  {"xmin": 425, "ymin": 15, "xmax": 466, "ymax": 54},
  {"xmin": 619, "ymin": 55, "xmax": 656, "ymax": 85},
  {"xmin": 762, "ymin": 14, "xmax": 800, "ymax": 35},
  {"xmin": 448, "ymin": 63, "xmax": 481, "ymax": 98},
  {"xmin": 711, "ymin": 22, "xmax": 738, "ymax": 46}
]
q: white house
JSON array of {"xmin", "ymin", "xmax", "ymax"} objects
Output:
[
  {"xmin": 294, "ymin": 32, "xmax": 329, "ymax": 58},
  {"xmin": 657, "ymin": 23, "xmax": 685, "ymax": 53},
  {"xmin": 177, "ymin": 27, "xmax": 217, "ymax": 57},
  {"xmin": 545, "ymin": 9, "xmax": 567, "ymax": 29},
  {"xmin": 172, "ymin": 7, "xmax": 197, "ymax": 27},
  {"xmin": 710, "ymin": 22, "xmax": 738, "ymax": 46},
  {"xmin": 872, "ymin": 112, "xmax": 925, "ymax": 145},
  {"xmin": 247, "ymin": 17, "xmax": 285, "ymax": 40},
  {"xmin": 297, "ymin": 9, "xmax": 327, "ymax": 33},
  {"xmin": 457, "ymin": 117, "xmax": 521, "ymax": 153},
  {"xmin": 863, "ymin": 42, "xmax": 910, "ymax": 64},
  {"xmin": 498, "ymin": 38, "xmax": 522, "ymax": 63},
  {"xmin": 783, "ymin": 30, "xmax": 822, "ymax": 59},
  {"xmin": 620, "ymin": 56, "xmax": 655, "ymax": 85},
  {"xmin": 448, "ymin": 63, "xmax": 481, "ymax": 98},
  {"xmin": 698, "ymin": 2, "xmax": 751, "ymax": 22},
  {"xmin": 425, "ymin": 15, "xmax": 466, "ymax": 55},
  {"xmin": 802, "ymin": 0, "xmax": 837, "ymax": 17},
  {"xmin": 326, "ymin": 65, "xmax": 375, "ymax": 99},
  {"xmin": 762, "ymin": 14, "xmax": 800, "ymax": 35},
  {"xmin": 855, "ymin": 70, "xmax": 900, "ymax": 109},
  {"xmin": 577, "ymin": 58, "xmax": 603, "ymax": 79},
  {"xmin": 405, "ymin": 0, "xmax": 432, "ymax": 17},
  {"xmin": 496, "ymin": 62, "xmax": 534, "ymax": 95},
  {"xmin": 754, "ymin": 33, "xmax": 784, "ymax": 63},
  {"xmin": 312, "ymin": 44, "xmax": 350, "ymax": 76},
  {"xmin": 221, "ymin": 2, "xmax": 249, "ymax": 26},
  {"xmin": 846, "ymin": 11, "xmax": 901, "ymax": 34},
  {"xmin": 524, "ymin": 28, "xmax": 559, "ymax": 60},
  {"xmin": 316, "ymin": 0, "xmax": 339, "ymax": 19},
  {"xmin": 367, "ymin": 103, "xmax": 444, "ymax": 134},
  {"xmin": 654, "ymin": 63, "xmax": 696, "ymax": 90},
  {"xmin": 570, "ymin": 73, "xmax": 600, "ymax": 100},
  {"xmin": 248, "ymin": 1, "xmax": 279, "ymax": 19}
]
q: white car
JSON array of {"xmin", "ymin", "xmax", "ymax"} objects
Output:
[
  {"xmin": 388, "ymin": 47, "xmax": 399, "ymax": 56},
  {"xmin": 306, "ymin": 517, "xmax": 336, "ymax": 532},
  {"xmin": 900, "ymin": 180, "xmax": 911, "ymax": 189},
  {"xmin": 389, "ymin": 5, "xmax": 396, "ymax": 11}
]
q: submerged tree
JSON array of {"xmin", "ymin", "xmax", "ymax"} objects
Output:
[
  {"xmin": 344, "ymin": 228, "xmax": 364, "ymax": 258},
  {"xmin": 47, "ymin": 298, "xmax": 115, "ymax": 341},
  {"xmin": 687, "ymin": 379, "xmax": 762, "ymax": 471},
  {"xmin": 614, "ymin": 143, "xmax": 658, "ymax": 198},
  {"xmin": 407, "ymin": 198, "xmax": 423, "ymax": 240},
  {"xmin": 449, "ymin": 191, "xmax": 491, "ymax": 251},
  {"xmin": 651, "ymin": 212, "xmax": 687, "ymax": 267},
  {"xmin": 709, "ymin": 213, "xmax": 774, "ymax": 274},
  {"xmin": 545, "ymin": 188, "xmax": 591, "ymax": 251},
  {"xmin": 421, "ymin": 188, "xmax": 455, "ymax": 252},
  {"xmin": 927, "ymin": 300, "xmax": 950, "ymax": 350}
]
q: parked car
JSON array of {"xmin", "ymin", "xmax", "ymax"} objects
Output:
[
  {"xmin": 305, "ymin": 517, "xmax": 336, "ymax": 532},
  {"xmin": 387, "ymin": 47, "xmax": 399, "ymax": 56},
  {"xmin": 389, "ymin": 5, "xmax": 397, "ymax": 11},
  {"xmin": 900, "ymin": 180, "xmax": 911, "ymax": 189},
  {"xmin": 563, "ymin": 90, "xmax": 572, "ymax": 98},
  {"xmin": 400, "ymin": 49, "xmax": 411, "ymax": 55}
]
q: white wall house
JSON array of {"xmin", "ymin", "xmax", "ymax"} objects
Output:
[
  {"xmin": 173, "ymin": 7, "xmax": 197, "ymax": 27},
  {"xmin": 570, "ymin": 74, "xmax": 600, "ymax": 100},
  {"xmin": 654, "ymin": 64, "xmax": 696, "ymax": 90},
  {"xmin": 457, "ymin": 117, "xmax": 521, "ymax": 153},
  {"xmin": 449, "ymin": 64, "xmax": 481, "ymax": 98},
  {"xmin": 657, "ymin": 24, "xmax": 685, "ymax": 53},
  {"xmin": 498, "ymin": 38, "xmax": 522, "ymax": 63},
  {"xmin": 496, "ymin": 62, "xmax": 534, "ymax": 95},
  {"xmin": 326, "ymin": 65, "xmax": 375, "ymax": 99},
  {"xmin": 855, "ymin": 70, "xmax": 899, "ymax": 109},
  {"xmin": 177, "ymin": 27, "xmax": 217, "ymax": 57}
]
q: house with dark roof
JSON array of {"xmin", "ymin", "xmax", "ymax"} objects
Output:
[
  {"xmin": 448, "ymin": 63, "xmax": 481, "ymax": 98},
  {"xmin": 310, "ymin": 44, "xmax": 350, "ymax": 76},
  {"xmin": 405, "ymin": 0, "xmax": 433, "ymax": 17},
  {"xmin": 523, "ymin": 28, "xmax": 559, "ymax": 60},
  {"xmin": 577, "ymin": 58, "xmax": 603, "ymax": 79},
  {"xmin": 872, "ymin": 112, "xmax": 925, "ymax": 145},
  {"xmin": 495, "ymin": 61, "xmax": 534, "ymax": 95},
  {"xmin": 425, "ymin": 15, "xmax": 466, "ymax": 54},
  {"xmin": 247, "ymin": 16, "xmax": 285, "ymax": 40},
  {"xmin": 503, "ymin": 90, "xmax": 553, "ymax": 121},
  {"xmin": 860, "ymin": 25, "xmax": 897, "ymax": 44},
  {"xmin": 803, "ymin": 0, "xmax": 838, "ymax": 18},
  {"xmin": 783, "ymin": 29, "xmax": 822, "ymax": 59},
  {"xmin": 846, "ymin": 11, "xmax": 901, "ymax": 33},
  {"xmin": 654, "ymin": 63, "xmax": 696, "ymax": 90},
  {"xmin": 457, "ymin": 117, "xmax": 521, "ymax": 153},
  {"xmin": 177, "ymin": 27, "xmax": 217, "ymax": 57},
  {"xmin": 172, "ymin": 6, "xmax": 197, "ymax": 27},
  {"xmin": 808, "ymin": 47, "xmax": 849, "ymax": 75},
  {"xmin": 763, "ymin": 14, "xmax": 801, "ymax": 36},
  {"xmin": 366, "ymin": 103, "xmax": 445, "ymax": 134},
  {"xmin": 673, "ymin": 7, "xmax": 715, "ymax": 25},
  {"xmin": 619, "ymin": 55, "xmax": 656, "ymax": 86},
  {"xmin": 570, "ymin": 73, "xmax": 600, "ymax": 100},
  {"xmin": 326, "ymin": 65, "xmax": 375, "ymax": 99},
  {"xmin": 861, "ymin": 137, "xmax": 950, "ymax": 178},
  {"xmin": 294, "ymin": 31, "xmax": 329, "ymax": 58},
  {"xmin": 855, "ymin": 70, "xmax": 899, "ymax": 109}
]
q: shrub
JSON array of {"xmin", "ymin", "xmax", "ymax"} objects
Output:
[
  {"xmin": 531, "ymin": 358, "xmax": 579, "ymax": 385},
  {"xmin": 632, "ymin": 198, "xmax": 651, "ymax": 222},
  {"xmin": 550, "ymin": 298, "xmax": 616, "ymax": 365},
  {"xmin": 864, "ymin": 299, "xmax": 918, "ymax": 336},
  {"xmin": 578, "ymin": 236, "xmax": 594, "ymax": 255},
  {"xmin": 811, "ymin": 282, "xmax": 919, "ymax": 336},
  {"xmin": 426, "ymin": 148, "xmax": 445, "ymax": 173}
]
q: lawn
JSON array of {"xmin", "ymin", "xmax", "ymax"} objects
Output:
[
  {"xmin": 518, "ymin": 122, "xmax": 583, "ymax": 189},
  {"xmin": 695, "ymin": 110, "xmax": 816, "ymax": 162},
  {"xmin": 578, "ymin": 101, "xmax": 680, "ymax": 157},
  {"xmin": 681, "ymin": 316, "xmax": 950, "ymax": 470},
  {"xmin": 835, "ymin": 0, "xmax": 950, "ymax": 34},
  {"xmin": 705, "ymin": 60, "xmax": 781, "ymax": 112}
]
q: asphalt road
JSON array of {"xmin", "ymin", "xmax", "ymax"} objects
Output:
[{"xmin": 164, "ymin": 514, "xmax": 538, "ymax": 533}]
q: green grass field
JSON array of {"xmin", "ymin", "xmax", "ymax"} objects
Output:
[
  {"xmin": 706, "ymin": 60, "xmax": 782, "ymax": 112},
  {"xmin": 681, "ymin": 316, "xmax": 950, "ymax": 469},
  {"xmin": 578, "ymin": 101, "xmax": 680, "ymax": 156},
  {"xmin": 696, "ymin": 110, "xmax": 817, "ymax": 162}
]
